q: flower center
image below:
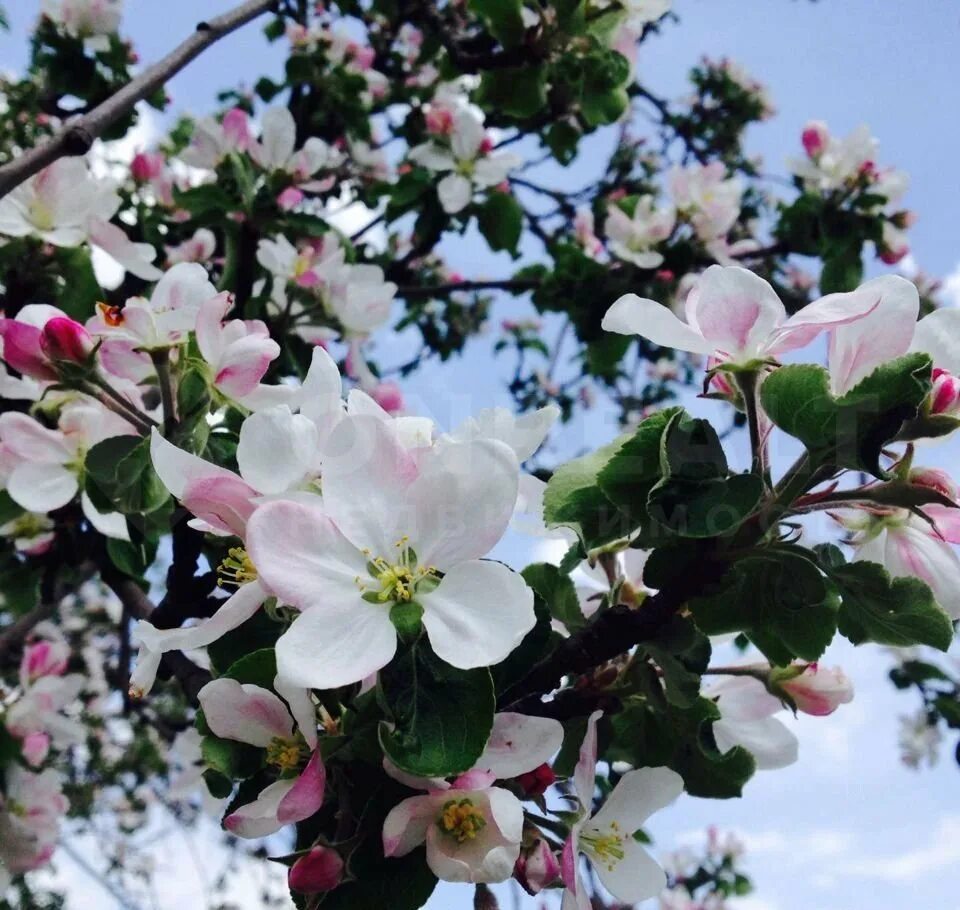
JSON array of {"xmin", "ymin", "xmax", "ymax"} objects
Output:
[
  {"xmin": 96, "ymin": 302, "xmax": 125, "ymax": 327},
  {"xmin": 29, "ymin": 199, "xmax": 56, "ymax": 232},
  {"xmin": 356, "ymin": 537, "xmax": 437, "ymax": 604},
  {"xmin": 438, "ymin": 799, "xmax": 487, "ymax": 844},
  {"xmin": 217, "ymin": 547, "xmax": 258, "ymax": 588},
  {"xmin": 581, "ymin": 822, "xmax": 627, "ymax": 871},
  {"xmin": 266, "ymin": 736, "xmax": 305, "ymax": 772}
]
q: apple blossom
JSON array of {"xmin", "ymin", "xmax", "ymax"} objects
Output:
[
  {"xmin": 801, "ymin": 119, "xmax": 829, "ymax": 158},
  {"xmin": 0, "ymin": 767, "xmax": 69, "ymax": 880},
  {"xmin": 20, "ymin": 639, "xmax": 70, "ymax": 686},
  {"xmin": 708, "ymin": 676, "xmax": 798, "ymax": 770},
  {"xmin": 5, "ymin": 673, "xmax": 86, "ymax": 749},
  {"xmin": 194, "ymin": 292, "xmax": 283, "ymax": 407},
  {"xmin": 0, "ymin": 158, "xmax": 162, "ymax": 279},
  {"xmin": 87, "ymin": 261, "xmax": 218, "ymax": 354},
  {"xmin": 383, "ymin": 784, "xmax": 524, "ymax": 883},
  {"xmin": 789, "ymin": 122, "xmax": 880, "ymax": 193},
  {"xmin": 41, "ymin": 0, "xmax": 123, "ymax": 48},
  {"xmin": 515, "ymin": 835, "xmax": 561, "ymax": 894},
  {"xmin": 198, "ymin": 676, "xmax": 324, "ymax": 838},
  {"xmin": 604, "ymin": 196, "xmax": 676, "ymax": 269},
  {"xmin": 247, "ymin": 106, "xmax": 344, "ymax": 185},
  {"xmin": 669, "ymin": 162, "xmax": 743, "ymax": 242},
  {"xmin": 166, "ymin": 227, "xmax": 217, "ymax": 265},
  {"xmin": 408, "ymin": 108, "xmax": 522, "ymax": 214},
  {"xmin": 773, "ymin": 664, "xmax": 854, "ymax": 716},
  {"xmin": 246, "ymin": 414, "xmax": 535, "ymax": 689},
  {"xmin": 840, "ymin": 504, "xmax": 960, "ymax": 620},
  {"xmin": 602, "ymin": 265, "xmax": 881, "ymax": 368},
  {"xmin": 179, "ymin": 108, "xmax": 252, "ymax": 169},
  {"xmin": 562, "ymin": 712, "xmax": 684, "ymax": 909},
  {"xmin": 0, "ymin": 402, "xmax": 134, "ymax": 538}
]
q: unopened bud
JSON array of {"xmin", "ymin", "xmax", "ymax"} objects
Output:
[
  {"xmin": 514, "ymin": 836, "xmax": 561, "ymax": 895},
  {"xmin": 288, "ymin": 846, "xmax": 344, "ymax": 894},
  {"xmin": 515, "ymin": 763, "xmax": 556, "ymax": 798},
  {"xmin": 930, "ymin": 368, "xmax": 960, "ymax": 416},
  {"xmin": 39, "ymin": 317, "xmax": 94, "ymax": 365},
  {"xmin": 801, "ymin": 120, "xmax": 829, "ymax": 158},
  {"xmin": 774, "ymin": 664, "xmax": 854, "ymax": 716}
]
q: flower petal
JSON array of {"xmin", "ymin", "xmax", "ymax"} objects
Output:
[
  {"xmin": 198, "ymin": 677, "xmax": 293, "ymax": 747},
  {"xmin": 589, "ymin": 766, "xmax": 683, "ymax": 834},
  {"xmin": 602, "ymin": 294, "xmax": 714, "ymax": 355},
  {"xmin": 225, "ymin": 778, "xmax": 296, "ymax": 838},
  {"xmin": 421, "ymin": 560, "xmax": 535, "ymax": 670},
  {"xmin": 473, "ymin": 713, "xmax": 564, "ymax": 778},
  {"xmin": 277, "ymin": 750, "xmax": 326, "ymax": 824},
  {"xmin": 589, "ymin": 833, "xmax": 666, "ymax": 904},
  {"xmin": 275, "ymin": 601, "xmax": 397, "ymax": 690},
  {"xmin": 8, "ymin": 462, "xmax": 77, "ymax": 512},
  {"xmin": 382, "ymin": 793, "xmax": 440, "ymax": 857},
  {"xmin": 150, "ymin": 429, "xmax": 242, "ymax": 500},
  {"xmin": 825, "ymin": 275, "xmax": 919, "ymax": 395},
  {"xmin": 910, "ymin": 307, "xmax": 960, "ymax": 373},
  {"xmin": 714, "ymin": 716, "xmax": 798, "ymax": 770},
  {"xmin": 237, "ymin": 407, "xmax": 318, "ymax": 495},
  {"xmin": 437, "ymin": 173, "xmax": 473, "ymax": 214}
]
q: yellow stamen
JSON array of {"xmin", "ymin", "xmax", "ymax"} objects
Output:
[
  {"xmin": 438, "ymin": 799, "xmax": 487, "ymax": 844},
  {"xmin": 581, "ymin": 822, "xmax": 627, "ymax": 872},
  {"xmin": 265, "ymin": 737, "xmax": 304, "ymax": 772},
  {"xmin": 217, "ymin": 547, "xmax": 258, "ymax": 588}
]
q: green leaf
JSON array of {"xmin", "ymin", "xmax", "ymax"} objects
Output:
[
  {"xmin": 522, "ymin": 562, "xmax": 585, "ymax": 632},
  {"xmin": 543, "ymin": 435, "xmax": 632, "ymax": 548},
  {"xmin": 379, "ymin": 644, "xmax": 495, "ymax": 777},
  {"xmin": 477, "ymin": 191, "xmax": 523, "ymax": 256},
  {"xmin": 106, "ymin": 535, "xmax": 158, "ymax": 579},
  {"xmin": 467, "ymin": 0, "xmax": 526, "ymax": 47},
  {"xmin": 830, "ymin": 560, "xmax": 954, "ymax": 650},
  {"xmin": 0, "ymin": 560, "xmax": 43, "ymax": 615},
  {"xmin": 477, "ymin": 66, "xmax": 548, "ymax": 119},
  {"xmin": 610, "ymin": 695, "xmax": 756, "ymax": 798},
  {"xmin": 222, "ymin": 648, "xmax": 278, "ymax": 689},
  {"xmin": 544, "ymin": 120, "xmax": 582, "ymax": 165},
  {"xmin": 55, "ymin": 247, "xmax": 102, "ymax": 319},
  {"xmin": 201, "ymin": 734, "xmax": 262, "ymax": 780},
  {"xmin": 760, "ymin": 354, "xmax": 932, "ymax": 476},
  {"xmin": 208, "ymin": 608, "xmax": 281, "ymax": 675},
  {"xmin": 819, "ymin": 247, "xmax": 864, "ymax": 294},
  {"xmin": 0, "ymin": 491, "xmax": 24, "ymax": 525},
  {"xmin": 84, "ymin": 435, "xmax": 170, "ymax": 515},
  {"xmin": 646, "ymin": 413, "xmax": 763, "ymax": 539},
  {"xmin": 320, "ymin": 847, "xmax": 436, "ymax": 910},
  {"xmin": 643, "ymin": 615, "xmax": 711, "ymax": 708},
  {"xmin": 690, "ymin": 546, "xmax": 838, "ymax": 666}
]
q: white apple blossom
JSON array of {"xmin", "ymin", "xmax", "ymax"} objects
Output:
[
  {"xmin": 248, "ymin": 106, "xmax": 344, "ymax": 184},
  {"xmin": 561, "ymin": 712, "xmax": 683, "ymax": 909},
  {"xmin": 408, "ymin": 108, "xmax": 521, "ymax": 214},
  {"xmin": 0, "ymin": 158, "xmax": 161, "ymax": 279},
  {"xmin": 166, "ymin": 227, "xmax": 217, "ymax": 265},
  {"xmin": 198, "ymin": 676, "xmax": 324, "ymax": 838},
  {"xmin": 0, "ymin": 767, "xmax": 69, "ymax": 881},
  {"xmin": 603, "ymin": 265, "xmax": 882, "ymax": 367},
  {"xmin": 245, "ymin": 413, "xmax": 535, "ymax": 689},
  {"xmin": 668, "ymin": 162, "xmax": 742, "ymax": 242},
  {"xmin": 708, "ymin": 676, "xmax": 798, "ymax": 771},
  {"xmin": 41, "ymin": 0, "xmax": 122, "ymax": 50},
  {"xmin": 604, "ymin": 196, "xmax": 676, "ymax": 269},
  {"xmin": 0, "ymin": 401, "xmax": 134, "ymax": 539}
]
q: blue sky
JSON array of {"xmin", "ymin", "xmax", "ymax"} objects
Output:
[{"xmin": 3, "ymin": 1, "xmax": 960, "ymax": 908}]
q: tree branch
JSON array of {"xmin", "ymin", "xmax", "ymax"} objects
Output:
[
  {"xmin": 396, "ymin": 279, "xmax": 541, "ymax": 299},
  {"xmin": 0, "ymin": 0, "xmax": 279, "ymax": 199}
]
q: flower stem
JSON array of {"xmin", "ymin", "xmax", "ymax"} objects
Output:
[
  {"xmin": 150, "ymin": 349, "xmax": 177, "ymax": 430},
  {"xmin": 736, "ymin": 370, "xmax": 770, "ymax": 486}
]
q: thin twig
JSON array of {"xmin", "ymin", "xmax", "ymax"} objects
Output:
[{"xmin": 0, "ymin": 0, "xmax": 278, "ymax": 198}]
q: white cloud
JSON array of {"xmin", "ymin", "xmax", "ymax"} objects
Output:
[
  {"xmin": 846, "ymin": 815, "xmax": 960, "ymax": 882},
  {"xmin": 941, "ymin": 261, "xmax": 960, "ymax": 308}
]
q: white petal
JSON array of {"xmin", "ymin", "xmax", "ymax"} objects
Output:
[
  {"xmin": 225, "ymin": 778, "xmax": 296, "ymax": 838},
  {"xmin": 602, "ymin": 294, "xmax": 714, "ymax": 354},
  {"xmin": 237, "ymin": 407, "xmax": 318, "ymax": 494},
  {"xmin": 437, "ymin": 174, "xmax": 473, "ymax": 214},
  {"xmin": 150, "ymin": 429, "xmax": 238, "ymax": 499},
  {"xmin": 198, "ymin": 678, "xmax": 294, "ymax": 747},
  {"xmin": 589, "ymin": 767, "xmax": 683, "ymax": 833},
  {"xmin": 9, "ymin": 462, "xmax": 77, "ymax": 512},
  {"xmin": 589, "ymin": 833, "xmax": 667, "ymax": 903},
  {"xmin": 80, "ymin": 491, "xmax": 129, "ymax": 540},
  {"xmin": 275, "ymin": 601, "xmax": 397, "ymax": 690},
  {"xmin": 421, "ymin": 560, "xmax": 535, "ymax": 670},
  {"xmin": 910, "ymin": 307, "xmax": 960, "ymax": 374},
  {"xmin": 473, "ymin": 712, "xmax": 564, "ymax": 778},
  {"xmin": 714, "ymin": 716, "xmax": 798, "ymax": 770}
]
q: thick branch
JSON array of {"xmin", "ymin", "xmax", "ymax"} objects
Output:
[
  {"xmin": 0, "ymin": 0, "xmax": 278, "ymax": 198},
  {"xmin": 500, "ymin": 559, "xmax": 726, "ymax": 712}
]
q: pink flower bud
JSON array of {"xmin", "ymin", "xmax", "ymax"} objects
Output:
[
  {"xmin": 39, "ymin": 317, "xmax": 94, "ymax": 365},
  {"xmin": 350, "ymin": 44, "xmax": 376, "ymax": 70},
  {"xmin": 515, "ymin": 763, "xmax": 555, "ymax": 798},
  {"xmin": 276, "ymin": 186, "xmax": 305, "ymax": 211},
  {"xmin": 514, "ymin": 837, "xmax": 560, "ymax": 895},
  {"xmin": 879, "ymin": 243, "xmax": 909, "ymax": 265},
  {"xmin": 288, "ymin": 846, "xmax": 344, "ymax": 894},
  {"xmin": 930, "ymin": 367, "xmax": 960, "ymax": 416},
  {"xmin": 369, "ymin": 381, "xmax": 405, "ymax": 415},
  {"xmin": 0, "ymin": 318, "xmax": 56, "ymax": 381},
  {"xmin": 778, "ymin": 664, "xmax": 854, "ymax": 716},
  {"xmin": 22, "ymin": 732, "xmax": 51, "ymax": 768},
  {"xmin": 909, "ymin": 467, "xmax": 959, "ymax": 502},
  {"xmin": 801, "ymin": 120, "xmax": 829, "ymax": 158},
  {"xmin": 655, "ymin": 269, "xmax": 675, "ymax": 282},
  {"xmin": 20, "ymin": 640, "xmax": 69, "ymax": 683},
  {"xmin": 130, "ymin": 151, "xmax": 163, "ymax": 183},
  {"xmin": 479, "ymin": 136, "xmax": 495, "ymax": 155}
]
